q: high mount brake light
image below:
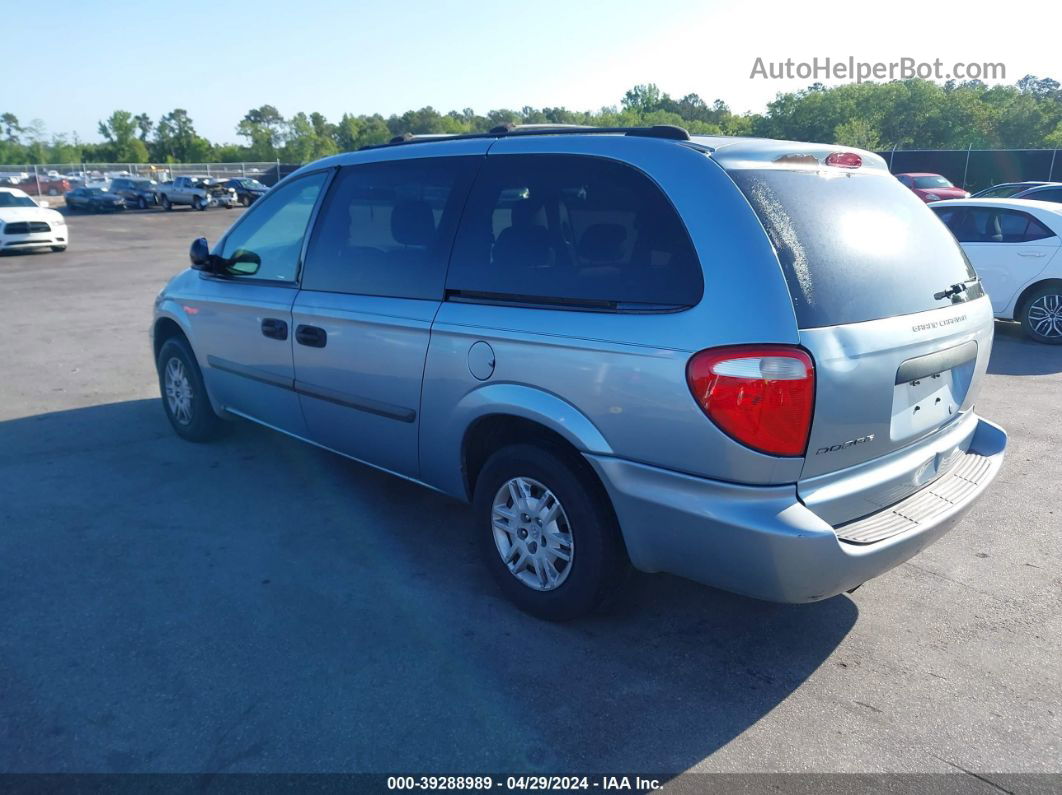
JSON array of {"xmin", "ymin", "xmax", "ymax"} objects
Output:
[
  {"xmin": 826, "ymin": 152, "xmax": 862, "ymax": 169},
  {"xmin": 686, "ymin": 346, "xmax": 816, "ymax": 457}
]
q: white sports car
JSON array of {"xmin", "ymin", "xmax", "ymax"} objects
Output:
[{"xmin": 0, "ymin": 187, "xmax": 68, "ymax": 254}]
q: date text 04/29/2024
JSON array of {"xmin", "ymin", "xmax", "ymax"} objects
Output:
[{"xmin": 385, "ymin": 776, "xmax": 662, "ymax": 791}]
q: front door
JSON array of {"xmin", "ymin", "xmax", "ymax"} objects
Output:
[{"xmin": 189, "ymin": 170, "xmax": 330, "ymax": 435}]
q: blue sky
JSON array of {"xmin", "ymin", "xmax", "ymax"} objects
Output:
[{"xmin": 12, "ymin": 0, "xmax": 1058, "ymax": 143}]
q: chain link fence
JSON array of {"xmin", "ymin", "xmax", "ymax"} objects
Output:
[
  {"xmin": 3, "ymin": 149, "xmax": 1060, "ymax": 198},
  {"xmin": 0, "ymin": 161, "xmax": 294, "ymax": 197},
  {"xmin": 876, "ymin": 148, "xmax": 1060, "ymax": 192}
]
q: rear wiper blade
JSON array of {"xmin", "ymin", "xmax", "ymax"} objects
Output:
[{"xmin": 934, "ymin": 282, "xmax": 969, "ymax": 301}]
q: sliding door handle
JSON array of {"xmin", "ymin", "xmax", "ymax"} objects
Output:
[{"xmin": 295, "ymin": 324, "xmax": 327, "ymax": 348}]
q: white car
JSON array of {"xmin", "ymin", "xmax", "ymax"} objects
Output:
[
  {"xmin": 932, "ymin": 198, "xmax": 1062, "ymax": 343},
  {"xmin": 0, "ymin": 188, "xmax": 68, "ymax": 254}
]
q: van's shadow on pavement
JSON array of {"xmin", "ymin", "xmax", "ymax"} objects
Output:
[
  {"xmin": 0, "ymin": 399, "xmax": 857, "ymax": 775},
  {"xmin": 988, "ymin": 320, "xmax": 1062, "ymax": 375}
]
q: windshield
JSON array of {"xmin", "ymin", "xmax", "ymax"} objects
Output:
[
  {"xmin": 913, "ymin": 175, "xmax": 955, "ymax": 189},
  {"xmin": 239, "ymin": 179, "xmax": 266, "ymax": 189},
  {"xmin": 729, "ymin": 169, "xmax": 976, "ymax": 327},
  {"xmin": 0, "ymin": 192, "xmax": 37, "ymax": 208}
]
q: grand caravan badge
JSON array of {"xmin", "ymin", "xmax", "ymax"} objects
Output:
[{"xmin": 816, "ymin": 434, "xmax": 875, "ymax": 455}]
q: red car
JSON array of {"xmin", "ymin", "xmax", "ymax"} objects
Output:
[
  {"xmin": 895, "ymin": 172, "xmax": 970, "ymax": 203},
  {"xmin": 16, "ymin": 177, "xmax": 71, "ymax": 196}
]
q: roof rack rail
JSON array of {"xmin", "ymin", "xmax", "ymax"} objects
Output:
[
  {"xmin": 359, "ymin": 124, "xmax": 691, "ymax": 151},
  {"xmin": 488, "ymin": 123, "xmax": 596, "ymax": 134},
  {"xmin": 626, "ymin": 124, "xmax": 690, "ymax": 141},
  {"xmin": 492, "ymin": 123, "xmax": 690, "ymax": 141}
]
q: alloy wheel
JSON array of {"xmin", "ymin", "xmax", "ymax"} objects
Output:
[{"xmin": 1028, "ymin": 294, "xmax": 1062, "ymax": 339}]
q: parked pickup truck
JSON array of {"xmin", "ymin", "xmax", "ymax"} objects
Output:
[{"xmin": 157, "ymin": 176, "xmax": 238, "ymax": 211}]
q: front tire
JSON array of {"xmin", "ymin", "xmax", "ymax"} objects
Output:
[
  {"xmin": 137, "ymin": 196, "xmax": 147, "ymax": 210},
  {"xmin": 1020, "ymin": 285, "xmax": 1062, "ymax": 344},
  {"xmin": 473, "ymin": 444, "xmax": 628, "ymax": 620},
  {"xmin": 241, "ymin": 194, "xmax": 251, "ymax": 207},
  {"xmin": 161, "ymin": 195, "xmax": 172, "ymax": 211},
  {"xmin": 192, "ymin": 196, "xmax": 205, "ymax": 211},
  {"xmin": 156, "ymin": 337, "xmax": 225, "ymax": 442},
  {"xmin": 50, "ymin": 246, "xmax": 66, "ymax": 253}
]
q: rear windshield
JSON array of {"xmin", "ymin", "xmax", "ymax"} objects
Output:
[{"xmin": 729, "ymin": 169, "xmax": 975, "ymax": 327}]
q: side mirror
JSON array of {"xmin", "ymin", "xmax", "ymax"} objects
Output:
[
  {"xmin": 37, "ymin": 199, "xmax": 50, "ymax": 208},
  {"xmin": 189, "ymin": 237, "xmax": 211, "ymax": 269}
]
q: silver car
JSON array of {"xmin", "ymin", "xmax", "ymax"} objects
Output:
[{"xmin": 152, "ymin": 126, "xmax": 1007, "ymax": 619}]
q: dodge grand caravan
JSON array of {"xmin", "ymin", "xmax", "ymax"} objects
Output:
[{"xmin": 152, "ymin": 125, "xmax": 1007, "ymax": 620}]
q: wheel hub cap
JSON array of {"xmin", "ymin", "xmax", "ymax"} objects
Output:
[
  {"xmin": 164, "ymin": 357, "xmax": 193, "ymax": 425},
  {"xmin": 1028, "ymin": 294, "xmax": 1062, "ymax": 338},
  {"xmin": 491, "ymin": 477, "xmax": 574, "ymax": 591}
]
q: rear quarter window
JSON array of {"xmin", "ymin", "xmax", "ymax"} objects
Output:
[
  {"xmin": 730, "ymin": 169, "xmax": 976, "ymax": 327},
  {"xmin": 446, "ymin": 154, "xmax": 703, "ymax": 309}
]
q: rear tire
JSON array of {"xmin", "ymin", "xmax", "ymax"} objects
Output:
[
  {"xmin": 1020, "ymin": 285, "xmax": 1062, "ymax": 344},
  {"xmin": 473, "ymin": 443, "xmax": 629, "ymax": 620},
  {"xmin": 156, "ymin": 337, "xmax": 226, "ymax": 442}
]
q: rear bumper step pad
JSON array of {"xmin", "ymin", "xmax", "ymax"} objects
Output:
[{"xmin": 836, "ymin": 451, "xmax": 991, "ymax": 545}]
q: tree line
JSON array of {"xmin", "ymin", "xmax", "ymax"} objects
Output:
[{"xmin": 2, "ymin": 75, "xmax": 1060, "ymax": 166}]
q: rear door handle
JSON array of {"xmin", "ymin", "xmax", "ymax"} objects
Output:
[
  {"xmin": 295, "ymin": 324, "xmax": 327, "ymax": 348},
  {"xmin": 261, "ymin": 317, "xmax": 288, "ymax": 340},
  {"xmin": 1018, "ymin": 251, "xmax": 1046, "ymax": 257}
]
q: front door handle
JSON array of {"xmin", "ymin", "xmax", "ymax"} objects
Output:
[
  {"xmin": 295, "ymin": 324, "xmax": 327, "ymax": 348},
  {"xmin": 1017, "ymin": 251, "xmax": 1046, "ymax": 257},
  {"xmin": 261, "ymin": 317, "xmax": 288, "ymax": 340}
]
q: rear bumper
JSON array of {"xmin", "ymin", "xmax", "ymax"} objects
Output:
[{"xmin": 586, "ymin": 416, "xmax": 1006, "ymax": 603}]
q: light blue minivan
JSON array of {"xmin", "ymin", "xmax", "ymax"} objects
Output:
[{"xmin": 153, "ymin": 125, "xmax": 1006, "ymax": 619}]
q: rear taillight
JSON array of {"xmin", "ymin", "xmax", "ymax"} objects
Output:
[
  {"xmin": 686, "ymin": 346, "xmax": 815, "ymax": 457},
  {"xmin": 825, "ymin": 151, "xmax": 862, "ymax": 169}
]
